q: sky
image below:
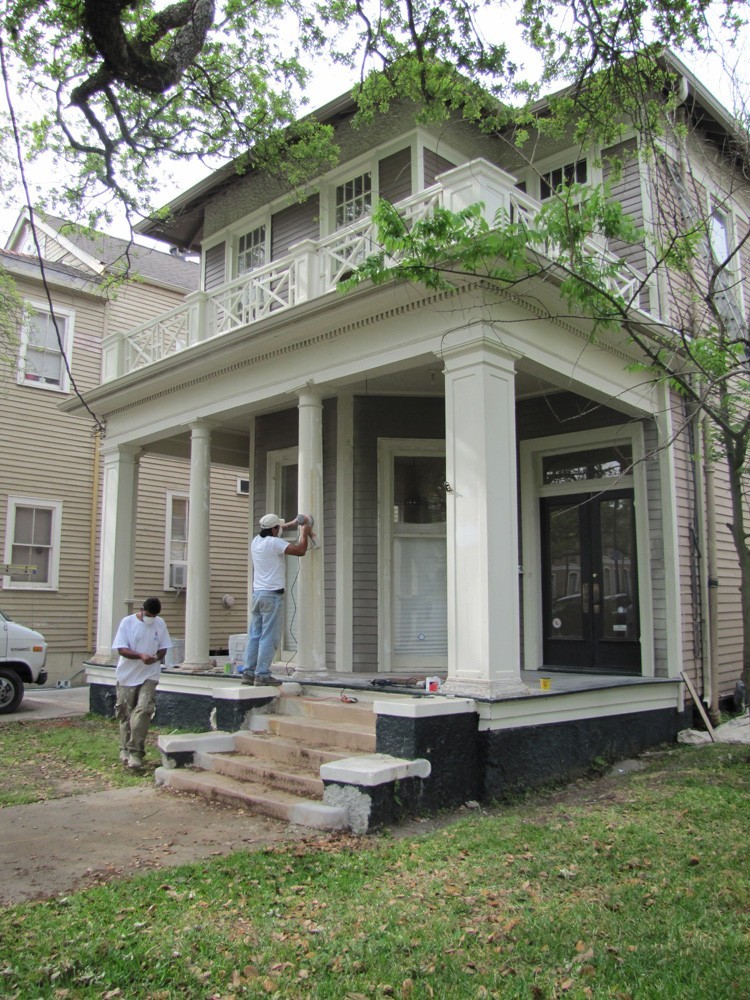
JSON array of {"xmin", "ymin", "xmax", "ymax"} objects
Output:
[{"xmin": 1, "ymin": 9, "xmax": 748, "ymax": 249}]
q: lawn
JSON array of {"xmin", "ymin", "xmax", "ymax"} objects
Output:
[
  {"xmin": 0, "ymin": 724, "xmax": 748, "ymax": 999},
  {"xmin": 0, "ymin": 714, "xmax": 162, "ymax": 805}
]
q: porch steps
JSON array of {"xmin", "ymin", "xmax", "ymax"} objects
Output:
[{"xmin": 156, "ymin": 693, "xmax": 377, "ymax": 830}]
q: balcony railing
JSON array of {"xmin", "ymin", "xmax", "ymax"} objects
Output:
[{"xmin": 102, "ymin": 160, "xmax": 654, "ymax": 381}]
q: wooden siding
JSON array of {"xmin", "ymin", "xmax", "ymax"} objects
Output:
[
  {"xmin": 0, "ymin": 277, "xmax": 106, "ymax": 666},
  {"xmin": 352, "ymin": 396, "xmax": 445, "ymax": 671},
  {"xmin": 643, "ymin": 419, "xmax": 668, "ymax": 676},
  {"xmin": 271, "ymin": 196, "xmax": 320, "ymax": 261},
  {"xmin": 323, "ymin": 398, "xmax": 337, "ymax": 669},
  {"xmin": 424, "ymin": 148, "xmax": 456, "ymax": 188},
  {"xmin": 379, "ymin": 148, "xmax": 412, "ymax": 204},
  {"xmin": 106, "ymin": 280, "xmax": 189, "ymax": 339},
  {"xmin": 602, "ymin": 139, "xmax": 647, "ymax": 275},
  {"xmin": 204, "ymin": 242, "xmax": 226, "ymax": 291},
  {"xmin": 133, "ymin": 454, "xmax": 250, "ymax": 652},
  {"xmin": 711, "ymin": 454, "xmax": 744, "ymax": 696}
]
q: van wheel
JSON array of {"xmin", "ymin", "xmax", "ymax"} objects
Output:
[{"xmin": 0, "ymin": 669, "xmax": 23, "ymax": 714}]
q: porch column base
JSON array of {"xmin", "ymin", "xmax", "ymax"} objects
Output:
[
  {"xmin": 89, "ymin": 647, "xmax": 117, "ymax": 665},
  {"xmin": 179, "ymin": 661, "xmax": 211, "ymax": 674},
  {"xmin": 440, "ymin": 677, "xmax": 531, "ymax": 699},
  {"xmin": 291, "ymin": 665, "xmax": 327, "ymax": 678}
]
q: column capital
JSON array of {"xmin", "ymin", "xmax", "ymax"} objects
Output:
[
  {"xmin": 291, "ymin": 381, "xmax": 324, "ymax": 404},
  {"xmin": 439, "ymin": 328, "xmax": 522, "ymax": 370}
]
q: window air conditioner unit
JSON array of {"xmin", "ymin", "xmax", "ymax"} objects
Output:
[{"xmin": 170, "ymin": 564, "xmax": 187, "ymax": 589}]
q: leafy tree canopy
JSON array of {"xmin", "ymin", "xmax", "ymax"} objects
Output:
[{"xmin": 0, "ymin": 0, "xmax": 744, "ymax": 230}]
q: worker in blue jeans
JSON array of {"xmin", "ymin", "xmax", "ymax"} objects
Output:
[{"xmin": 243, "ymin": 513, "xmax": 311, "ymax": 686}]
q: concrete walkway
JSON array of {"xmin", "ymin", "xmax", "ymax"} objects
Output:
[{"xmin": 0, "ymin": 684, "xmax": 90, "ymax": 723}]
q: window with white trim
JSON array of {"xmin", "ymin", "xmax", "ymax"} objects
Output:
[
  {"xmin": 3, "ymin": 497, "xmax": 62, "ymax": 589},
  {"xmin": 709, "ymin": 205, "xmax": 731, "ymax": 264},
  {"xmin": 17, "ymin": 303, "xmax": 73, "ymax": 391},
  {"xmin": 540, "ymin": 159, "xmax": 588, "ymax": 200},
  {"xmin": 236, "ymin": 224, "xmax": 267, "ymax": 275},
  {"xmin": 335, "ymin": 171, "xmax": 372, "ymax": 228},
  {"xmin": 165, "ymin": 493, "xmax": 189, "ymax": 589}
]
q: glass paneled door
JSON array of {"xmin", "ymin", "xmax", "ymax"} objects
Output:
[
  {"xmin": 379, "ymin": 440, "xmax": 447, "ymax": 672},
  {"xmin": 541, "ymin": 490, "xmax": 640, "ymax": 673}
]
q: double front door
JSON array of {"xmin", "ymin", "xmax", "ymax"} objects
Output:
[{"xmin": 541, "ymin": 490, "xmax": 640, "ymax": 673}]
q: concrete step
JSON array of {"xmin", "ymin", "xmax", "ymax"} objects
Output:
[
  {"xmin": 233, "ymin": 731, "xmax": 349, "ymax": 768},
  {"xmin": 277, "ymin": 695, "xmax": 376, "ymax": 729},
  {"xmin": 265, "ymin": 714, "xmax": 377, "ymax": 752},
  {"xmin": 155, "ymin": 767, "xmax": 348, "ymax": 830},
  {"xmin": 199, "ymin": 751, "xmax": 323, "ymax": 799}
]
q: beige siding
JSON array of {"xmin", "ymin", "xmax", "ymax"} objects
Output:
[
  {"xmin": 106, "ymin": 280, "xmax": 189, "ymax": 339},
  {"xmin": 0, "ymin": 277, "xmax": 106, "ymax": 672},
  {"xmin": 602, "ymin": 139, "xmax": 647, "ymax": 274},
  {"xmin": 711, "ymin": 452, "xmax": 744, "ymax": 695},
  {"xmin": 133, "ymin": 454, "xmax": 250, "ymax": 653}
]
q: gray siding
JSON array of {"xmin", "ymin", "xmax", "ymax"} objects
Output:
[
  {"xmin": 271, "ymin": 196, "xmax": 320, "ymax": 261},
  {"xmin": 352, "ymin": 396, "xmax": 445, "ymax": 672},
  {"xmin": 323, "ymin": 399, "xmax": 337, "ymax": 669},
  {"xmin": 424, "ymin": 148, "xmax": 456, "ymax": 188},
  {"xmin": 204, "ymin": 242, "xmax": 226, "ymax": 290},
  {"xmin": 379, "ymin": 148, "xmax": 412, "ymax": 204},
  {"xmin": 602, "ymin": 139, "xmax": 647, "ymax": 274}
]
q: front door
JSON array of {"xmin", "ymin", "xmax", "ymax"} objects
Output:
[
  {"xmin": 541, "ymin": 490, "xmax": 640, "ymax": 673},
  {"xmin": 379, "ymin": 440, "xmax": 447, "ymax": 672}
]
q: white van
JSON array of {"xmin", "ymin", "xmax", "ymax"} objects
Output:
[{"xmin": 0, "ymin": 609, "xmax": 48, "ymax": 714}]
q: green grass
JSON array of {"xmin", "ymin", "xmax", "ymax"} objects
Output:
[
  {"xmin": 0, "ymin": 715, "xmax": 163, "ymax": 805},
  {"xmin": 1, "ymin": 741, "xmax": 749, "ymax": 998}
]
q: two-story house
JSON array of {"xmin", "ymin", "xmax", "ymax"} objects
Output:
[
  {"xmin": 1, "ymin": 210, "xmax": 251, "ymax": 685},
  {"xmin": 67, "ymin": 54, "xmax": 747, "ymax": 801}
]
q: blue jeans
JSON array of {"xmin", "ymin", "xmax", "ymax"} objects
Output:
[{"xmin": 244, "ymin": 591, "xmax": 284, "ymax": 676}]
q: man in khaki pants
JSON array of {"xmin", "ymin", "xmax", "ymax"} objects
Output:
[{"xmin": 113, "ymin": 597, "xmax": 172, "ymax": 769}]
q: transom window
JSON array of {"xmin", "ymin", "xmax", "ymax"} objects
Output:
[
  {"xmin": 236, "ymin": 225, "xmax": 266, "ymax": 275},
  {"xmin": 18, "ymin": 305, "xmax": 71, "ymax": 391},
  {"xmin": 335, "ymin": 171, "xmax": 372, "ymax": 228},
  {"xmin": 542, "ymin": 445, "xmax": 633, "ymax": 485},
  {"xmin": 540, "ymin": 159, "xmax": 588, "ymax": 200}
]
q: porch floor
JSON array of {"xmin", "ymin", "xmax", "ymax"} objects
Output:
[{"xmin": 271, "ymin": 668, "xmax": 677, "ymax": 702}]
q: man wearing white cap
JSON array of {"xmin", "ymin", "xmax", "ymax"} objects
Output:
[{"xmin": 242, "ymin": 513, "xmax": 312, "ymax": 685}]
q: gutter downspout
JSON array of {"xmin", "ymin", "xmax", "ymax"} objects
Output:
[
  {"xmin": 87, "ymin": 430, "xmax": 101, "ymax": 653},
  {"xmin": 703, "ymin": 416, "xmax": 721, "ymax": 725}
]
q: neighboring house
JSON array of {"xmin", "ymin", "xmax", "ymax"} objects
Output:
[
  {"xmin": 67, "ymin": 56, "xmax": 746, "ymax": 796},
  {"xmin": 0, "ymin": 211, "xmax": 249, "ymax": 683}
]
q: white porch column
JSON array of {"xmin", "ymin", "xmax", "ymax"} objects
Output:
[
  {"xmin": 92, "ymin": 445, "xmax": 140, "ymax": 662},
  {"xmin": 440, "ymin": 333, "xmax": 528, "ymax": 697},
  {"xmin": 295, "ymin": 387, "xmax": 326, "ymax": 674},
  {"xmin": 182, "ymin": 421, "xmax": 212, "ymax": 672}
]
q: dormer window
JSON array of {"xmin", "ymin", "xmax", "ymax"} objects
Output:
[
  {"xmin": 336, "ymin": 171, "xmax": 372, "ymax": 228},
  {"xmin": 540, "ymin": 159, "xmax": 588, "ymax": 200},
  {"xmin": 237, "ymin": 224, "xmax": 266, "ymax": 275}
]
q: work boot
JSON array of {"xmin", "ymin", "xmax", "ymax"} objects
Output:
[
  {"xmin": 240, "ymin": 673, "xmax": 255, "ymax": 686},
  {"xmin": 254, "ymin": 675, "xmax": 282, "ymax": 687},
  {"xmin": 128, "ymin": 753, "xmax": 145, "ymax": 770},
  {"xmin": 119, "ymin": 748, "xmax": 129, "ymax": 764}
]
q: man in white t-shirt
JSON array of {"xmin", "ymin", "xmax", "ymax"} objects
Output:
[
  {"xmin": 113, "ymin": 597, "xmax": 173, "ymax": 769},
  {"xmin": 243, "ymin": 513, "xmax": 311, "ymax": 686}
]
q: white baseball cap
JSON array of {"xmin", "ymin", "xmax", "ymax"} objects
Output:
[{"xmin": 259, "ymin": 513, "xmax": 284, "ymax": 529}]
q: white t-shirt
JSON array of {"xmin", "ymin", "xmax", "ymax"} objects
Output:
[
  {"xmin": 113, "ymin": 613, "xmax": 173, "ymax": 687},
  {"xmin": 251, "ymin": 534, "xmax": 289, "ymax": 591}
]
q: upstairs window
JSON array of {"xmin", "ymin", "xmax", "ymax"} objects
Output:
[
  {"xmin": 335, "ymin": 171, "xmax": 372, "ymax": 228},
  {"xmin": 165, "ymin": 493, "xmax": 189, "ymax": 590},
  {"xmin": 709, "ymin": 206, "xmax": 731, "ymax": 264},
  {"xmin": 3, "ymin": 497, "xmax": 62, "ymax": 589},
  {"xmin": 17, "ymin": 304, "xmax": 72, "ymax": 391},
  {"xmin": 540, "ymin": 159, "xmax": 588, "ymax": 200},
  {"xmin": 236, "ymin": 224, "xmax": 266, "ymax": 275}
]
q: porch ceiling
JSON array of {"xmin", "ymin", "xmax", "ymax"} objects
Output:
[{"xmin": 139, "ymin": 362, "xmax": 555, "ymax": 456}]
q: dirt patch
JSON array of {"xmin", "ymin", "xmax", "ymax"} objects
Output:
[{"xmin": 0, "ymin": 783, "xmax": 308, "ymax": 906}]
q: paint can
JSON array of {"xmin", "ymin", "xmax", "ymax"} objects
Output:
[
  {"xmin": 426, "ymin": 676, "xmax": 441, "ymax": 693},
  {"xmin": 539, "ymin": 677, "xmax": 551, "ymax": 691}
]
